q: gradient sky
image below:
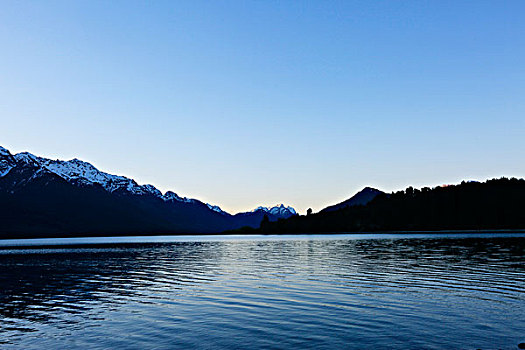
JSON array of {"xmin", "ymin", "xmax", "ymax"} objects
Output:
[{"xmin": 1, "ymin": 1, "xmax": 524, "ymax": 214}]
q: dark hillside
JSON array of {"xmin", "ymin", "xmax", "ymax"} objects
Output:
[{"xmin": 261, "ymin": 178, "xmax": 525, "ymax": 233}]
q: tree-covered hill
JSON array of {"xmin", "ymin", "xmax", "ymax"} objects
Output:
[{"xmin": 260, "ymin": 178, "xmax": 525, "ymax": 234}]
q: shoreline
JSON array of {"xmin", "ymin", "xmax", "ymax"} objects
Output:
[
  {"xmin": 1, "ymin": 228, "xmax": 525, "ymax": 241},
  {"xmin": 0, "ymin": 230, "xmax": 524, "ymax": 249}
]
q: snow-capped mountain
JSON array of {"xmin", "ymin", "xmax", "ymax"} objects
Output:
[
  {"xmin": 0, "ymin": 146, "xmax": 195, "ymax": 203},
  {"xmin": 1, "ymin": 147, "xmax": 296, "ymax": 216},
  {"xmin": 0, "ymin": 145, "xmax": 297, "ymax": 237},
  {"xmin": 205, "ymin": 203, "xmax": 297, "ymax": 218},
  {"xmin": 251, "ymin": 204, "xmax": 297, "ymax": 218}
]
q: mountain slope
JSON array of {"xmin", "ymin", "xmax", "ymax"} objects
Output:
[{"xmin": 321, "ymin": 187, "xmax": 384, "ymax": 213}]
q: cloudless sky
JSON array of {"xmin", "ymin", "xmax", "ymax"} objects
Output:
[{"xmin": 1, "ymin": 1, "xmax": 524, "ymax": 214}]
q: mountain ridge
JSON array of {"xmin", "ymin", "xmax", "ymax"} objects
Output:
[
  {"xmin": 0, "ymin": 146, "xmax": 296, "ymax": 216},
  {"xmin": 0, "ymin": 146, "xmax": 297, "ymax": 238},
  {"xmin": 320, "ymin": 187, "xmax": 385, "ymax": 213}
]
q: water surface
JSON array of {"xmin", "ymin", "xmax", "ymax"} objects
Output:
[{"xmin": 0, "ymin": 233, "xmax": 524, "ymax": 349}]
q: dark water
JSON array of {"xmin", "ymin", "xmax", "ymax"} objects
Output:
[{"xmin": 0, "ymin": 234, "xmax": 524, "ymax": 349}]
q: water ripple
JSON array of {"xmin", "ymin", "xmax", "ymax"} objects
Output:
[{"xmin": 0, "ymin": 235, "xmax": 523, "ymax": 349}]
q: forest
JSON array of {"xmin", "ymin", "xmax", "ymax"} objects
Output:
[{"xmin": 258, "ymin": 178, "xmax": 525, "ymax": 234}]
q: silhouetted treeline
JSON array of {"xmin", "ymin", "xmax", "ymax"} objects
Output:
[{"xmin": 259, "ymin": 178, "xmax": 525, "ymax": 233}]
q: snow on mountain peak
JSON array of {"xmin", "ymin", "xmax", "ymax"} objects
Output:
[
  {"xmin": 2, "ymin": 146, "xmax": 295, "ymax": 219},
  {"xmin": 13, "ymin": 152, "xmax": 40, "ymax": 165},
  {"xmin": 142, "ymin": 184, "xmax": 162, "ymax": 197},
  {"xmin": 251, "ymin": 204, "xmax": 297, "ymax": 217},
  {"xmin": 0, "ymin": 146, "xmax": 206, "ymax": 203},
  {"xmin": 206, "ymin": 203, "xmax": 226, "ymax": 214},
  {"xmin": 164, "ymin": 191, "xmax": 195, "ymax": 203},
  {"xmin": 0, "ymin": 146, "xmax": 17, "ymax": 177},
  {"xmin": 34, "ymin": 156, "xmax": 147, "ymax": 193},
  {"xmin": 2, "ymin": 147, "xmax": 175, "ymax": 199}
]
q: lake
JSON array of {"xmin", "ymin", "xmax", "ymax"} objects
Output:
[{"xmin": 0, "ymin": 233, "xmax": 524, "ymax": 349}]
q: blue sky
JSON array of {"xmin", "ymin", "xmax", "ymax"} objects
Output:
[{"xmin": 1, "ymin": 1, "xmax": 524, "ymax": 213}]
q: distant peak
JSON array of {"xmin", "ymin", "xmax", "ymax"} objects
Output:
[
  {"xmin": 248, "ymin": 204, "xmax": 297, "ymax": 217},
  {"xmin": 320, "ymin": 186, "xmax": 385, "ymax": 213},
  {"xmin": 361, "ymin": 187, "xmax": 382, "ymax": 193}
]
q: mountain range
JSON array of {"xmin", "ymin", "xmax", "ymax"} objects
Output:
[
  {"xmin": 0, "ymin": 146, "xmax": 297, "ymax": 238},
  {"xmin": 7, "ymin": 145, "xmax": 513, "ymax": 238}
]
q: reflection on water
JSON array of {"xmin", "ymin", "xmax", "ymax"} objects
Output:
[{"xmin": 0, "ymin": 236, "xmax": 524, "ymax": 349}]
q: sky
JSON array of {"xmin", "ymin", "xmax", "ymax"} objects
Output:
[{"xmin": 1, "ymin": 1, "xmax": 524, "ymax": 214}]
